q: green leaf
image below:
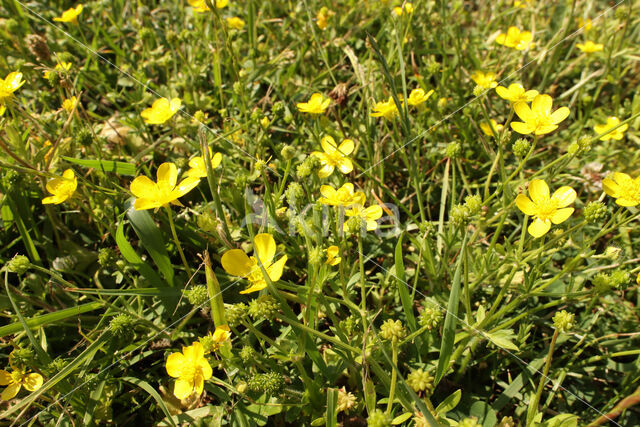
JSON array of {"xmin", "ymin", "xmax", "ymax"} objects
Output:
[
  {"xmin": 121, "ymin": 377, "xmax": 176, "ymax": 427},
  {"xmin": 541, "ymin": 413, "xmax": 579, "ymax": 427},
  {"xmin": 364, "ymin": 379, "xmax": 376, "ymax": 414},
  {"xmin": 435, "ymin": 389, "xmax": 462, "ymax": 416},
  {"xmin": 115, "ymin": 215, "xmax": 166, "ymax": 287},
  {"xmin": 61, "ymin": 156, "xmax": 137, "ymax": 175},
  {"xmin": 485, "ymin": 329, "xmax": 520, "ymax": 351},
  {"xmin": 392, "ymin": 412, "xmax": 413, "ymax": 425},
  {"xmin": 0, "ymin": 301, "xmax": 103, "ymax": 337},
  {"xmin": 395, "ymin": 233, "xmax": 416, "ymax": 332},
  {"xmin": 326, "ymin": 388, "xmax": 338, "ymax": 427},
  {"xmin": 435, "ymin": 234, "xmax": 468, "ymax": 384}
]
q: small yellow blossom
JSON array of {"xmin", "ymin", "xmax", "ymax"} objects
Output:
[
  {"xmin": 221, "ymin": 233, "xmax": 287, "ymax": 294},
  {"xmin": 42, "ymin": 169, "xmax": 77, "ymax": 205},
  {"xmin": 185, "ymin": 148, "xmax": 222, "ymax": 178},
  {"xmin": 187, "ymin": 0, "xmax": 228, "ymax": 13},
  {"xmin": 479, "ymin": 120, "xmax": 504, "ymax": 137},
  {"xmin": 325, "ymin": 246, "xmax": 341, "ymax": 266},
  {"xmin": 471, "ymin": 71, "xmax": 498, "ymax": 90},
  {"xmin": 130, "ymin": 162, "xmax": 200, "ymax": 211},
  {"xmin": 393, "ymin": 3, "xmax": 414, "ymax": 16},
  {"xmin": 370, "ymin": 97, "xmax": 399, "ymax": 120},
  {"xmin": 316, "ymin": 7, "xmax": 333, "ymax": 30},
  {"xmin": 296, "ymin": 93, "xmax": 331, "ymax": 115},
  {"xmin": 495, "ymin": 83, "xmax": 539, "ymax": 104},
  {"xmin": 578, "ymin": 17, "xmax": 593, "ymax": 31},
  {"xmin": 200, "ymin": 325, "xmax": 232, "ymax": 353},
  {"xmin": 345, "ymin": 204, "xmax": 383, "ymax": 231},
  {"xmin": 602, "ymin": 173, "xmax": 640, "ymax": 207},
  {"xmin": 226, "ymin": 17, "xmax": 245, "ymax": 30},
  {"xmin": 0, "ymin": 363, "xmax": 43, "ymax": 401},
  {"xmin": 165, "ymin": 342, "xmax": 213, "ymax": 400},
  {"xmin": 43, "ymin": 61, "xmax": 72, "ymax": 79},
  {"xmin": 577, "ymin": 41, "xmax": 604, "ymax": 54},
  {"xmin": 496, "ymin": 26, "xmax": 534, "ymax": 50},
  {"xmin": 318, "ymin": 183, "xmax": 365, "ymax": 207},
  {"xmin": 311, "ymin": 136, "xmax": 355, "ymax": 178},
  {"xmin": 53, "ymin": 4, "xmax": 83, "ymax": 23},
  {"xmin": 511, "ymin": 94, "xmax": 570, "ymax": 135},
  {"xmin": 516, "ymin": 179, "xmax": 576, "ymax": 238},
  {"xmin": 514, "ymin": 0, "xmax": 533, "ymax": 8},
  {"xmin": 407, "ymin": 88, "xmax": 434, "ymax": 107},
  {"xmin": 141, "ymin": 98, "xmax": 181, "ymax": 125},
  {"xmin": 594, "ymin": 117, "xmax": 627, "ymax": 141},
  {"xmin": 0, "ymin": 72, "xmax": 25, "ymax": 103},
  {"xmin": 62, "ymin": 96, "xmax": 78, "ymax": 113}
]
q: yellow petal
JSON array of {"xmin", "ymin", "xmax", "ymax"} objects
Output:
[
  {"xmin": 337, "ymin": 158, "xmax": 353, "ymax": 174},
  {"xmin": 175, "ymin": 177, "xmax": 201, "ymax": 197},
  {"xmin": 198, "ymin": 359, "xmax": 213, "ymax": 381},
  {"xmin": 23, "ymin": 373, "xmax": 43, "ymax": 392},
  {"xmin": 190, "ymin": 342, "xmax": 205, "ymax": 361},
  {"xmin": 157, "ymin": 163, "xmax": 177, "ymax": 187},
  {"xmin": 549, "ymin": 107, "xmax": 570, "ymax": 124},
  {"xmin": 166, "ymin": 352, "xmax": 186, "ymax": 377},
  {"xmin": 510, "ymin": 121, "xmax": 534, "ymax": 135},
  {"xmin": 211, "ymin": 152, "xmax": 222, "ymax": 168},
  {"xmin": 535, "ymin": 124, "xmax": 558, "ymax": 135},
  {"xmin": 528, "ymin": 179, "xmax": 550, "ymax": 205},
  {"xmin": 320, "ymin": 136, "xmax": 338, "ymax": 155},
  {"xmin": 173, "ymin": 378, "xmax": 194, "ymax": 400},
  {"xmin": 364, "ymin": 205, "xmax": 383, "ymax": 220},
  {"xmin": 1, "ymin": 383, "xmax": 20, "ymax": 400},
  {"xmin": 338, "ymin": 139, "xmax": 355, "ymax": 155},
  {"xmin": 239, "ymin": 280, "xmax": 267, "ymax": 294},
  {"xmin": 513, "ymin": 101, "xmax": 535, "ymax": 124},
  {"xmin": 253, "ymin": 233, "xmax": 276, "ymax": 265},
  {"xmin": 528, "ymin": 218, "xmax": 551, "ymax": 238},
  {"xmin": 134, "ymin": 197, "xmax": 161, "ymax": 211},
  {"xmin": 320, "ymin": 185, "xmax": 336, "ymax": 199},
  {"xmin": 317, "ymin": 163, "xmax": 335, "ymax": 178},
  {"xmin": 0, "ymin": 370, "xmax": 12, "ymax": 386},
  {"xmin": 130, "ymin": 176, "xmax": 157, "ymax": 198},
  {"xmin": 550, "ymin": 207, "xmax": 574, "ymax": 224},
  {"xmin": 495, "ymin": 86, "xmax": 509, "ymax": 100},
  {"xmin": 42, "ymin": 195, "xmax": 64, "ymax": 205},
  {"xmin": 616, "ymin": 197, "xmax": 639, "ymax": 207},
  {"xmin": 613, "ymin": 172, "xmax": 632, "ymax": 185},
  {"xmin": 267, "ymin": 255, "xmax": 287, "ymax": 282},
  {"xmin": 532, "ymin": 94, "xmax": 552, "ymax": 117},
  {"xmin": 221, "ymin": 249, "xmax": 253, "ymax": 277},
  {"xmin": 603, "ymin": 177, "xmax": 621, "ymax": 197},
  {"xmin": 194, "ymin": 373, "xmax": 204, "ymax": 396},
  {"xmin": 515, "ymin": 194, "xmax": 537, "ymax": 216},
  {"xmin": 552, "ymin": 186, "xmax": 577, "ymax": 208}
]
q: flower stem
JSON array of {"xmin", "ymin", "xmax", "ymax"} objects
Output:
[
  {"xmin": 165, "ymin": 206, "xmax": 192, "ymax": 277},
  {"xmin": 386, "ymin": 340, "xmax": 398, "ymax": 414},
  {"xmin": 527, "ymin": 329, "xmax": 559, "ymax": 426}
]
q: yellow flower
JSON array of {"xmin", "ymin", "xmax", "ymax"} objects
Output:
[
  {"xmin": 226, "ymin": 17, "xmax": 245, "ymax": 30},
  {"xmin": 220, "ymin": 233, "xmax": 287, "ymax": 294},
  {"xmin": 602, "ymin": 172, "xmax": 640, "ymax": 207},
  {"xmin": 495, "ymin": 83, "xmax": 539, "ymax": 104},
  {"xmin": 0, "ymin": 105, "xmax": 5, "ymax": 116},
  {"xmin": 370, "ymin": 97, "xmax": 399, "ymax": 120},
  {"xmin": 296, "ymin": 93, "xmax": 331, "ymax": 114},
  {"xmin": 479, "ymin": 119, "xmax": 504, "ymax": 137},
  {"xmin": 325, "ymin": 246, "xmax": 341, "ymax": 266},
  {"xmin": 515, "ymin": 179, "xmax": 576, "ymax": 238},
  {"xmin": 62, "ymin": 96, "xmax": 78, "ymax": 113},
  {"xmin": 187, "ymin": 0, "xmax": 227, "ymax": 12},
  {"xmin": 42, "ymin": 169, "xmax": 77, "ymax": 205},
  {"xmin": 594, "ymin": 116, "xmax": 628, "ymax": 140},
  {"xmin": 0, "ymin": 71, "xmax": 25, "ymax": 103},
  {"xmin": 407, "ymin": 88, "xmax": 434, "ymax": 107},
  {"xmin": 496, "ymin": 26, "xmax": 534, "ymax": 50},
  {"xmin": 514, "ymin": 0, "xmax": 533, "ymax": 8},
  {"xmin": 471, "ymin": 71, "xmax": 498, "ymax": 90},
  {"xmin": 311, "ymin": 136, "xmax": 355, "ymax": 178},
  {"xmin": 0, "ymin": 365, "xmax": 43, "ymax": 401},
  {"xmin": 44, "ymin": 61, "xmax": 72, "ymax": 79},
  {"xmin": 201, "ymin": 325, "xmax": 232, "ymax": 353},
  {"xmin": 165, "ymin": 342, "xmax": 213, "ymax": 400},
  {"xmin": 130, "ymin": 162, "xmax": 200, "ymax": 211},
  {"xmin": 141, "ymin": 98, "xmax": 181, "ymax": 125},
  {"xmin": 578, "ymin": 17, "xmax": 593, "ymax": 32},
  {"xmin": 345, "ymin": 204, "xmax": 383, "ymax": 231},
  {"xmin": 53, "ymin": 4, "xmax": 83, "ymax": 23},
  {"xmin": 316, "ymin": 7, "xmax": 333, "ymax": 30},
  {"xmin": 510, "ymin": 94, "xmax": 570, "ymax": 135},
  {"xmin": 393, "ymin": 3, "xmax": 413, "ymax": 15},
  {"xmin": 318, "ymin": 183, "xmax": 365, "ymax": 207},
  {"xmin": 576, "ymin": 40, "xmax": 604, "ymax": 54},
  {"xmin": 185, "ymin": 148, "xmax": 222, "ymax": 178}
]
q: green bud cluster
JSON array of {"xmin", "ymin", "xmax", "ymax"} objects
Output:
[
  {"xmin": 552, "ymin": 310, "xmax": 575, "ymax": 333},
  {"xmin": 197, "ymin": 211, "xmax": 218, "ymax": 233},
  {"xmin": 6, "ymin": 255, "xmax": 30, "ymax": 275},
  {"xmin": 445, "ymin": 141, "xmax": 462, "ymax": 159},
  {"xmin": 284, "ymin": 182, "xmax": 304, "ymax": 206},
  {"xmin": 248, "ymin": 372, "xmax": 285, "ymax": 395},
  {"xmin": 512, "ymin": 138, "xmax": 530, "ymax": 158},
  {"xmin": 380, "ymin": 319, "xmax": 406, "ymax": 342},
  {"xmin": 109, "ymin": 313, "xmax": 135, "ymax": 339},
  {"xmin": 248, "ymin": 295, "xmax": 280, "ymax": 321},
  {"xmin": 583, "ymin": 201, "xmax": 607, "ymax": 223},
  {"xmin": 225, "ymin": 303, "xmax": 248, "ymax": 327},
  {"xmin": 407, "ymin": 369, "xmax": 434, "ymax": 394},
  {"xmin": 184, "ymin": 285, "xmax": 209, "ymax": 307},
  {"xmin": 239, "ymin": 345, "xmax": 257, "ymax": 363},
  {"xmin": 280, "ymin": 145, "xmax": 296, "ymax": 160},
  {"xmin": 367, "ymin": 409, "xmax": 392, "ymax": 427},
  {"xmin": 459, "ymin": 417, "xmax": 482, "ymax": 427},
  {"xmin": 98, "ymin": 248, "xmax": 118, "ymax": 268},
  {"xmin": 418, "ymin": 305, "xmax": 443, "ymax": 330},
  {"xmin": 339, "ymin": 315, "xmax": 359, "ymax": 336},
  {"xmin": 76, "ymin": 127, "xmax": 94, "ymax": 147},
  {"xmin": 9, "ymin": 347, "xmax": 35, "ymax": 368},
  {"xmin": 308, "ymin": 247, "xmax": 323, "ymax": 265}
]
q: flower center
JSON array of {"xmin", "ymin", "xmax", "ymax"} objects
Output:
[
  {"xmin": 536, "ymin": 197, "xmax": 558, "ymax": 221},
  {"xmin": 620, "ymin": 181, "xmax": 640, "ymax": 203}
]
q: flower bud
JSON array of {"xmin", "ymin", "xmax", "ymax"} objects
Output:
[
  {"xmin": 512, "ymin": 138, "xmax": 530, "ymax": 158},
  {"xmin": 583, "ymin": 201, "xmax": 607, "ymax": 223},
  {"xmin": 248, "ymin": 295, "xmax": 280, "ymax": 321},
  {"xmin": 445, "ymin": 141, "xmax": 461, "ymax": 159},
  {"xmin": 6, "ymin": 255, "xmax": 30, "ymax": 275},
  {"xmin": 367, "ymin": 409, "xmax": 392, "ymax": 427},
  {"xmin": 184, "ymin": 285, "xmax": 209, "ymax": 306},
  {"xmin": 552, "ymin": 310, "xmax": 574, "ymax": 333},
  {"xmin": 407, "ymin": 369, "xmax": 434, "ymax": 394},
  {"xmin": 380, "ymin": 319, "xmax": 406, "ymax": 342}
]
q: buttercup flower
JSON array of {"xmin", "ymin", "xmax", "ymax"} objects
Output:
[
  {"xmin": 311, "ymin": 136, "xmax": 354, "ymax": 178},
  {"xmin": 43, "ymin": 61, "xmax": 72, "ymax": 79},
  {"xmin": 141, "ymin": 98, "xmax": 181, "ymax": 125},
  {"xmin": 42, "ymin": 169, "xmax": 77, "ymax": 205},
  {"xmin": 594, "ymin": 116, "xmax": 627, "ymax": 141},
  {"xmin": 318, "ymin": 183, "xmax": 365, "ymax": 207},
  {"xmin": 0, "ymin": 72, "xmax": 25, "ymax": 103},
  {"xmin": 471, "ymin": 71, "xmax": 498, "ymax": 90},
  {"xmin": 495, "ymin": 83, "xmax": 538, "ymax": 104},
  {"xmin": 510, "ymin": 94, "xmax": 570, "ymax": 135},
  {"xmin": 393, "ymin": 3, "xmax": 414, "ymax": 16},
  {"xmin": 187, "ymin": 0, "xmax": 228, "ymax": 13},
  {"xmin": 221, "ymin": 233, "xmax": 287, "ymax": 294},
  {"xmin": 226, "ymin": 17, "xmax": 245, "ymax": 30},
  {"xmin": 578, "ymin": 17, "xmax": 593, "ymax": 31},
  {"xmin": 62, "ymin": 96, "xmax": 78, "ymax": 113},
  {"xmin": 496, "ymin": 27, "xmax": 534, "ymax": 50},
  {"xmin": 53, "ymin": 4, "xmax": 83, "ymax": 23},
  {"xmin": 200, "ymin": 325, "xmax": 232, "ymax": 353},
  {"xmin": 345, "ymin": 204, "xmax": 383, "ymax": 231},
  {"xmin": 165, "ymin": 342, "xmax": 213, "ymax": 400},
  {"xmin": 316, "ymin": 7, "xmax": 333, "ymax": 30},
  {"xmin": 297, "ymin": 93, "xmax": 331, "ymax": 114},
  {"xmin": 577, "ymin": 41, "xmax": 604, "ymax": 54},
  {"xmin": 325, "ymin": 246, "xmax": 341, "ymax": 266},
  {"xmin": 185, "ymin": 148, "xmax": 222, "ymax": 178},
  {"xmin": 370, "ymin": 97, "xmax": 399, "ymax": 120},
  {"xmin": 602, "ymin": 172, "xmax": 640, "ymax": 207},
  {"xmin": 0, "ymin": 364, "xmax": 43, "ymax": 401},
  {"xmin": 407, "ymin": 88, "xmax": 434, "ymax": 107},
  {"xmin": 515, "ymin": 179, "xmax": 577, "ymax": 238},
  {"xmin": 479, "ymin": 120, "xmax": 504, "ymax": 137},
  {"xmin": 130, "ymin": 162, "xmax": 200, "ymax": 211}
]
